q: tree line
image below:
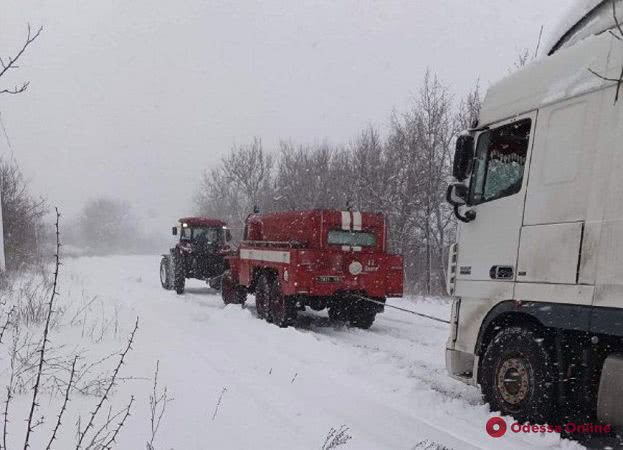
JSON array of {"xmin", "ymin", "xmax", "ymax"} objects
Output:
[{"xmin": 196, "ymin": 71, "xmax": 481, "ymax": 294}]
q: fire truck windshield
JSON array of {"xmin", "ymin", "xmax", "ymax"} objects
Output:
[{"xmin": 328, "ymin": 230, "xmax": 376, "ymax": 247}]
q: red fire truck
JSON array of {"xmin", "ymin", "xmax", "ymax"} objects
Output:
[{"xmin": 221, "ymin": 209, "xmax": 404, "ymax": 328}]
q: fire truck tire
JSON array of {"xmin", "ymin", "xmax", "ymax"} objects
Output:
[
  {"xmin": 348, "ymin": 301, "xmax": 376, "ymax": 329},
  {"xmin": 160, "ymin": 257, "xmax": 173, "ymax": 290},
  {"xmin": 174, "ymin": 255, "xmax": 185, "ymax": 295},
  {"xmin": 221, "ymin": 271, "xmax": 246, "ymax": 305},
  {"xmin": 480, "ymin": 326, "xmax": 556, "ymax": 424},
  {"xmin": 255, "ymin": 273, "xmax": 271, "ymax": 320},
  {"xmin": 328, "ymin": 305, "xmax": 349, "ymax": 322},
  {"xmin": 269, "ymin": 277, "xmax": 296, "ymax": 328}
]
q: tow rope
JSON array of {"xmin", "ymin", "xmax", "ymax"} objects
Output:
[{"xmin": 354, "ymin": 295, "xmax": 451, "ymax": 324}]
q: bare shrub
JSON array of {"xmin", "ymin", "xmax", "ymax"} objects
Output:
[
  {"xmin": 412, "ymin": 440, "xmax": 453, "ymax": 450},
  {"xmin": 322, "ymin": 425, "xmax": 352, "ymax": 450},
  {"xmin": 146, "ymin": 361, "xmax": 172, "ymax": 450}
]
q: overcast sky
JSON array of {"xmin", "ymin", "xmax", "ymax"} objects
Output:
[{"xmin": 1, "ymin": 0, "xmax": 571, "ymax": 232}]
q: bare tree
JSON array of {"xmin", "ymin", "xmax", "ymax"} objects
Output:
[
  {"xmin": 0, "ymin": 158, "xmax": 47, "ymax": 269},
  {"xmin": 195, "ymin": 138, "xmax": 274, "ymax": 238},
  {"xmin": 0, "ymin": 24, "xmax": 43, "ymax": 96}
]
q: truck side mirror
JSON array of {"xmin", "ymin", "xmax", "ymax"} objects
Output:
[
  {"xmin": 225, "ymin": 229, "xmax": 232, "ymax": 242},
  {"xmin": 172, "ymin": 226, "xmax": 178, "ymax": 236},
  {"xmin": 453, "ymin": 135, "xmax": 475, "ymax": 182},
  {"xmin": 446, "ymin": 183, "xmax": 468, "ymax": 206},
  {"xmin": 446, "ymin": 183, "xmax": 476, "ymax": 223}
]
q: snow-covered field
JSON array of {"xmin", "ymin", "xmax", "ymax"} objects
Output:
[{"xmin": 0, "ymin": 255, "xmax": 585, "ymax": 449}]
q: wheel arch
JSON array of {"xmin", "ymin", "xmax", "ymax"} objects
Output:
[{"xmin": 475, "ymin": 301, "xmax": 549, "ymax": 360}]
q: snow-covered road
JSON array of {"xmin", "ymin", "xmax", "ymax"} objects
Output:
[{"xmin": 17, "ymin": 255, "xmax": 584, "ymax": 449}]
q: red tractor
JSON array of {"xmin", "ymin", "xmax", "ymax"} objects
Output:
[
  {"xmin": 160, "ymin": 217, "xmax": 232, "ymax": 294},
  {"xmin": 222, "ymin": 209, "xmax": 404, "ymax": 328}
]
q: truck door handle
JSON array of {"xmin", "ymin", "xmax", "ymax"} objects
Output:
[{"xmin": 490, "ymin": 265, "xmax": 513, "ymax": 280}]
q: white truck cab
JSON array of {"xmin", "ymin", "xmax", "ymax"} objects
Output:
[{"xmin": 446, "ymin": 0, "xmax": 623, "ymax": 428}]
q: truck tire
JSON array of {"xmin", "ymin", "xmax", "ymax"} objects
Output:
[
  {"xmin": 348, "ymin": 300, "xmax": 376, "ymax": 329},
  {"xmin": 173, "ymin": 254, "xmax": 185, "ymax": 295},
  {"xmin": 349, "ymin": 309, "xmax": 376, "ymax": 329},
  {"xmin": 269, "ymin": 277, "xmax": 296, "ymax": 328},
  {"xmin": 480, "ymin": 326, "xmax": 556, "ymax": 424},
  {"xmin": 255, "ymin": 273, "xmax": 271, "ymax": 320},
  {"xmin": 160, "ymin": 257, "xmax": 173, "ymax": 290},
  {"xmin": 328, "ymin": 304, "xmax": 349, "ymax": 322},
  {"xmin": 221, "ymin": 270, "xmax": 246, "ymax": 305}
]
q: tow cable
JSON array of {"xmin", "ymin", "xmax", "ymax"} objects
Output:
[{"xmin": 354, "ymin": 295, "xmax": 450, "ymax": 324}]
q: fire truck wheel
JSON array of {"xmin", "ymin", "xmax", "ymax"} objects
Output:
[
  {"xmin": 173, "ymin": 255, "xmax": 185, "ymax": 295},
  {"xmin": 348, "ymin": 302, "xmax": 376, "ymax": 329},
  {"xmin": 221, "ymin": 271, "xmax": 246, "ymax": 305},
  {"xmin": 160, "ymin": 257, "xmax": 173, "ymax": 290},
  {"xmin": 480, "ymin": 326, "xmax": 556, "ymax": 424},
  {"xmin": 328, "ymin": 305, "xmax": 348, "ymax": 322},
  {"xmin": 255, "ymin": 273, "xmax": 271, "ymax": 320},
  {"xmin": 269, "ymin": 278, "xmax": 295, "ymax": 328}
]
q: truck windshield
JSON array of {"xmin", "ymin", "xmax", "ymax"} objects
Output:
[{"xmin": 328, "ymin": 230, "xmax": 376, "ymax": 247}]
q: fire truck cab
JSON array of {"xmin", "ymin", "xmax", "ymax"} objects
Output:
[{"xmin": 222, "ymin": 209, "xmax": 404, "ymax": 328}]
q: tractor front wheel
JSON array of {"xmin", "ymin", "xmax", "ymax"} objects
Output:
[
  {"xmin": 173, "ymin": 254, "xmax": 185, "ymax": 295},
  {"xmin": 160, "ymin": 257, "xmax": 173, "ymax": 290}
]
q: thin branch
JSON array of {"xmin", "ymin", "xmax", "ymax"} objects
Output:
[
  {"xmin": 0, "ymin": 25, "xmax": 43, "ymax": 80},
  {"xmin": 613, "ymin": 0, "xmax": 623, "ymax": 39},
  {"xmin": 101, "ymin": 396, "xmax": 133, "ymax": 450},
  {"xmin": 23, "ymin": 207, "xmax": 61, "ymax": 450},
  {"xmin": 75, "ymin": 317, "xmax": 139, "ymax": 449},
  {"xmin": 588, "ymin": 66, "xmax": 623, "ymax": 103},
  {"xmin": 45, "ymin": 355, "xmax": 78, "ymax": 450},
  {"xmin": 0, "ymin": 82, "xmax": 30, "ymax": 95},
  {"xmin": 147, "ymin": 360, "xmax": 171, "ymax": 449},
  {"xmin": 0, "ymin": 306, "xmax": 15, "ymax": 345},
  {"xmin": 533, "ymin": 25, "xmax": 544, "ymax": 60}
]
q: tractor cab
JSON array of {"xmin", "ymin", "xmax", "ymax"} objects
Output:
[{"xmin": 161, "ymin": 217, "xmax": 232, "ymax": 294}]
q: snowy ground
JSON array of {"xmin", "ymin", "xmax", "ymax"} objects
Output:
[{"xmin": 0, "ymin": 255, "xmax": 587, "ymax": 449}]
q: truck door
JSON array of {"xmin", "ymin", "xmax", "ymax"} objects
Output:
[{"xmin": 454, "ymin": 112, "xmax": 537, "ymax": 299}]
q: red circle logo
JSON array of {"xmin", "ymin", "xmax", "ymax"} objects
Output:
[{"xmin": 486, "ymin": 417, "xmax": 507, "ymax": 438}]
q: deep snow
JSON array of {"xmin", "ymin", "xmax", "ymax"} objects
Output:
[{"xmin": 0, "ymin": 255, "xmax": 585, "ymax": 449}]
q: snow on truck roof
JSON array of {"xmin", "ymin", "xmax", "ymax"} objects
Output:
[
  {"xmin": 481, "ymin": 28, "xmax": 617, "ymax": 126},
  {"xmin": 178, "ymin": 217, "xmax": 227, "ymax": 227},
  {"xmin": 544, "ymin": 0, "xmax": 603, "ymax": 55},
  {"xmin": 480, "ymin": 0, "xmax": 623, "ymax": 127}
]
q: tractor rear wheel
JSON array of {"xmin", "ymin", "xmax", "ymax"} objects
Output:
[
  {"xmin": 160, "ymin": 257, "xmax": 173, "ymax": 290},
  {"xmin": 221, "ymin": 271, "xmax": 246, "ymax": 305},
  {"xmin": 173, "ymin": 254, "xmax": 185, "ymax": 295},
  {"xmin": 269, "ymin": 277, "xmax": 295, "ymax": 328},
  {"xmin": 255, "ymin": 273, "xmax": 271, "ymax": 320}
]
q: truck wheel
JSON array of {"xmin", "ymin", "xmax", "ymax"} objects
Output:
[
  {"xmin": 349, "ymin": 309, "xmax": 376, "ymax": 329},
  {"xmin": 480, "ymin": 326, "xmax": 556, "ymax": 424},
  {"xmin": 160, "ymin": 257, "xmax": 172, "ymax": 290},
  {"xmin": 348, "ymin": 300, "xmax": 376, "ymax": 329},
  {"xmin": 269, "ymin": 277, "xmax": 295, "ymax": 328},
  {"xmin": 174, "ymin": 255, "xmax": 185, "ymax": 295},
  {"xmin": 221, "ymin": 271, "xmax": 246, "ymax": 305},
  {"xmin": 255, "ymin": 273, "xmax": 271, "ymax": 320},
  {"xmin": 328, "ymin": 304, "xmax": 348, "ymax": 322}
]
